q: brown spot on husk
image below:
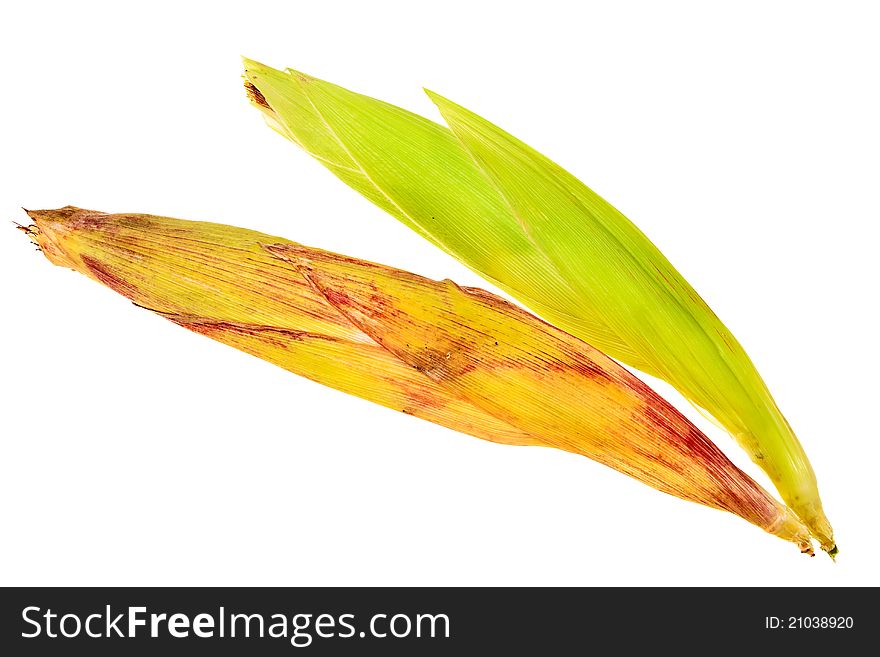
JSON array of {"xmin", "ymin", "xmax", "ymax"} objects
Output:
[
  {"xmin": 320, "ymin": 288, "xmax": 353, "ymax": 309},
  {"xmin": 162, "ymin": 315, "xmax": 339, "ymax": 349},
  {"xmin": 244, "ymin": 81, "xmax": 270, "ymax": 110},
  {"xmin": 407, "ymin": 345, "xmax": 477, "ymax": 380},
  {"xmin": 81, "ymin": 255, "xmax": 139, "ymax": 300},
  {"xmin": 404, "ymin": 387, "xmax": 446, "ymax": 411},
  {"xmin": 25, "ymin": 206, "xmax": 110, "ymax": 234}
]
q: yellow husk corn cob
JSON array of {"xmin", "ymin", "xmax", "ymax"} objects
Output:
[{"xmin": 23, "ymin": 206, "xmax": 813, "ymax": 553}]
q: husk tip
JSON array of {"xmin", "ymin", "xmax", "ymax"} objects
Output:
[
  {"xmin": 241, "ymin": 55, "xmax": 269, "ymax": 74},
  {"xmin": 423, "ymin": 87, "xmax": 450, "ymax": 107}
]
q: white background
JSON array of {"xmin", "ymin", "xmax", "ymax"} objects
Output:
[{"xmin": 1, "ymin": 1, "xmax": 878, "ymax": 586}]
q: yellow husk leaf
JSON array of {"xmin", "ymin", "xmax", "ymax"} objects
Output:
[{"xmin": 23, "ymin": 207, "xmax": 813, "ymax": 553}]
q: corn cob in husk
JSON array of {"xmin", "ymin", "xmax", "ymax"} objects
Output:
[{"xmin": 23, "ymin": 206, "xmax": 813, "ymax": 553}]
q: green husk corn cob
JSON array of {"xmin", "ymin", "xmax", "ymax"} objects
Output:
[
  {"xmin": 242, "ymin": 60, "xmax": 834, "ymax": 553},
  {"xmin": 22, "ymin": 206, "xmax": 813, "ymax": 553}
]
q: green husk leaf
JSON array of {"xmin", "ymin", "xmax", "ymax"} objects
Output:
[{"xmin": 242, "ymin": 59, "xmax": 834, "ymax": 552}]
